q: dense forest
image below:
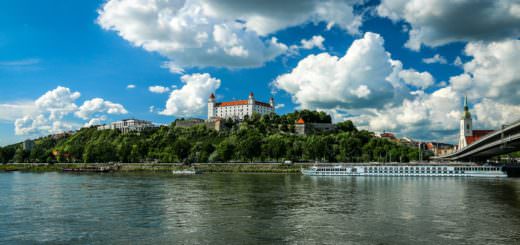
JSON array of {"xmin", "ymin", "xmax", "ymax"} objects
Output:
[{"xmin": 0, "ymin": 110, "xmax": 423, "ymax": 164}]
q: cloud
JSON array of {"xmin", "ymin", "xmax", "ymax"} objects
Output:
[
  {"xmin": 127, "ymin": 84, "xmax": 136, "ymax": 89},
  {"xmin": 34, "ymin": 86, "xmax": 81, "ymax": 120},
  {"xmin": 160, "ymin": 73, "xmax": 221, "ymax": 116},
  {"xmin": 453, "ymin": 56, "xmax": 463, "ymax": 67},
  {"xmin": 84, "ymin": 116, "xmax": 108, "ymax": 127},
  {"xmin": 473, "ymin": 99, "xmax": 520, "ymax": 129},
  {"xmin": 275, "ymin": 103, "xmax": 285, "ymax": 109},
  {"xmin": 449, "ymin": 39, "xmax": 520, "ymax": 104},
  {"xmin": 0, "ymin": 101, "xmax": 37, "ymax": 122},
  {"xmin": 273, "ymin": 32, "xmax": 407, "ymax": 111},
  {"xmin": 148, "ymin": 85, "xmax": 171, "ymax": 94},
  {"xmin": 12, "ymin": 86, "xmax": 127, "ymax": 136},
  {"xmin": 273, "ymin": 31, "xmax": 515, "ymax": 142},
  {"xmin": 97, "ymin": 0, "xmax": 364, "ymax": 69},
  {"xmin": 75, "ymin": 98, "xmax": 128, "ymax": 120},
  {"xmin": 422, "ymin": 54, "xmax": 447, "ymax": 64},
  {"xmin": 377, "ymin": 0, "xmax": 520, "ymax": 50},
  {"xmin": 0, "ymin": 58, "xmax": 40, "ymax": 67},
  {"xmin": 342, "ymin": 86, "xmax": 463, "ymax": 142},
  {"xmin": 398, "ymin": 69, "xmax": 435, "ymax": 89},
  {"xmin": 300, "ymin": 35, "xmax": 325, "ymax": 50}
]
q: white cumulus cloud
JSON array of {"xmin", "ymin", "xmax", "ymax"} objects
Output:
[
  {"xmin": 274, "ymin": 32, "xmax": 408, "ymax": 111},
  {"xmin": 377, "ymin": 0, "xmax": 520, "ymax": 50},
  {"xmin": 422, "ymin": 54, "xmax": 447, "ymax": 64},
  {"xmin": 75, "ymin": 98, "xmax": 128, "ymax": 120},
  {"xmin": 127, "ymin": 84, "xmax": 136, "ymax": 89},
  {"xmin": 160, "ymin": 73, "xmax": 221, "ymax": 116},
  {"xmin": 148, "ymin": 85, "xmax": 171, "ymax": 94},
  {"xmin": 97, "ymin": 0, "xmax": 364, "ymax": 70},
  {"xmin": 300, "ymin": 35, "xmax": 325, "ymax": 50},
  {"xmin": 12, "ymin": 86, "xmax": 128, "ymax": 136},
  {"xmin": 449, "ymin": 39, "xmax": 520, "ymax": 104},
  {"xmin": 398, "ymin": 69, "xmax": 435, "ymax": 89}
]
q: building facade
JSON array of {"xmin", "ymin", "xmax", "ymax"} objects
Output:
[
  {"xmin": 294, "ymin": 118, "xmax": 336, "ymax": 135},
  {"xmin": 208, "ymin": 92, "xmax": 275, "ymax": 120},
  {"xmin": 97, "ymin": 119, "xmax": 156, "ymax": 134}
]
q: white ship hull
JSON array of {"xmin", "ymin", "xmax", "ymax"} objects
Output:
[{"xmin": 301, "ymin": 165, "xmax": 507, "ymax": 178}]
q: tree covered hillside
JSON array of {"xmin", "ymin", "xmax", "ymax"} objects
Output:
[{"xmin": 0, "ymin": 110, "xmax": 421, "ymax": 164}]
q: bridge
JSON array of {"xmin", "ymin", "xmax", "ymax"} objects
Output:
[{"xmin": 436, "ymin": 119, "xmax": 520, "ymax": 161}]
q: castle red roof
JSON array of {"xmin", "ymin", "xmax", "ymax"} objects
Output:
[
  {"xmin": 255, "ymin": 101, "xmax": 272, "ymax": 107},
  {"xmin": 296, "ymin": 118, "xmax": 305, "ymax": 124},
  {"xmin": 215, "ymin": 100, "xmax": 273, "ymax": 108},
  {"xmin": 216, "ymin": 100, "xmax": 248, "ymax": 107}
]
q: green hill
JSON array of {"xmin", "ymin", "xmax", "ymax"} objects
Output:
[{"xmin": 0, "ymin": 110, "xmax": 420, "ymax": 164}]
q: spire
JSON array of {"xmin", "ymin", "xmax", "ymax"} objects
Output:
[
  {"xmin": 209, "ymin": 93, "xmax": 215, "ymax": 99},
  {"xmin": 462, "ymin": 95, "xmax": 471, "ymax": 119}
]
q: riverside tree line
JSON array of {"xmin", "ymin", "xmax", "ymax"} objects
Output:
[{"xmin": 0, "ymin": 110, "xmax": 423, "ymax": 164}]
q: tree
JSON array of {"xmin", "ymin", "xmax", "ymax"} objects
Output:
[
  {"xmin": 337, "ymin": 120, "xmax": 357, "ymax": 132},
  {"xmin": 190, "ymin": 142, "xmax": 215, "ymax": 163},
  {"xmin": 0, "ymin": 147, "xmax": 5, "ymax": 164},
  {"xmin": 263, "ymin": 134, "xmax": 286, "ymax": 161},
  {"xmin": 337, "ymin": 134, "xmax": 362, "ymax": 162},
  {"xmin": 129, "ymin": 144, "xmax": 141, "ymax": 163},
  {"xmin": 237, "ymin": 132, "xmax": 262, "ymax": 162},
  {"xmin": 214, "ymin": 139, "xmax": 235, "ymax": 162},
  {"xmin": 173, "ymin": 138, "xmax": 191, "ymax": 162},
  {"xmin": 14, "ymin": 147, "xmax": 27, "ymax": 163}
]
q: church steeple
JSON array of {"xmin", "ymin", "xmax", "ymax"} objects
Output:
[
  {"xmin": 458, "ymin": 95, "xmax": 473, "ymax": 149},
  {"xmin": 462, "ymin": 95, "xmax": 471, "ymax": 119}
]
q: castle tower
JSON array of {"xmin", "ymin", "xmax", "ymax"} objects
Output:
[
  {"xmin": 269, "ymin": 97, "xmax": 275, "ymax": 108},
  {"xmin": 458, "ymin": 96, "xmax": 473, "ymax": 149},
  {"xmin": 248, "ymin": 92, "xmax": 255, "ymax": 105},
  {"xmin": 208, "ymin": 93, "xmax": 216, "ymax": 119}
]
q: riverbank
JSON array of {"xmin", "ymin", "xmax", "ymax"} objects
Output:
[{"xmin": 0, "ymin": 163, "xmax": 304, "ymax": 173}]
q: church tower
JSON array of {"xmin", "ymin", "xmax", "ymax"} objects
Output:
[
  {"xmin": 208, "ymin": 93, "xmax": 216, "ymax": 119},
  {"xmin": 458, "ymin": 96, "xmax": 473, "ymax": 149}
]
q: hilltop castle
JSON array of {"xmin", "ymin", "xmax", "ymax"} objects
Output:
[{"xmin": 208, "ymin": 92, "xmax": 275, "ymax": 120}]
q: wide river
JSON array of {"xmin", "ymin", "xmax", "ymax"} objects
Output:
[{"xmin": 1, "ymin": 172, "xmax": 520, "ymax": 244}]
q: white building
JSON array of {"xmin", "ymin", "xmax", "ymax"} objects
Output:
[
  {"xmin": 97, "ymin": 119, "xmax": 157, "ymax": 134},
  {"xmin": 208, "ymin": 92, "xmax": 275, "ymax": 120}
]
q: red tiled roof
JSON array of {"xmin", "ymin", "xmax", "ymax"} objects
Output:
[
  {"xmin": 216, "ymin": 100, "xmax": 248, "ymax": 107},
  {"xmin": 380, "ymin": 132, "xmax": 395, "ymax": 139},
  {"xmin": 255, "ymin": 101, "xmax": 272, "ymax": 107},
  {"xmin": 473, "ymin": 130, "xmax": 494, "ymax": 137},
  {"xmin": 465, "ymin": 130, "xmax": 494, "ymax": 145},
  {"xmin": 216, "ymin": 100, "xmax": 273, "ymax": 108},
  {"xmin": 296, "ymin": 118, "xmax": 305, "ymax": 124}
]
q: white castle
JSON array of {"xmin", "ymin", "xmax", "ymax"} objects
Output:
[{"xmin": 208, "ymin": 92, "xmax": 275, "ymax": 120}]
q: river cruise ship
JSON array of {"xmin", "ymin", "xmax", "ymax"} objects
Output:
[{"xmin": 301, "ymin": 165, "xmax": 507, "ymax": 177}]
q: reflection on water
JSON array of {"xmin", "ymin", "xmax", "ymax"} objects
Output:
[{"xmin": 1, "ymin": 172, "xmax": 520, "ymax": 244}]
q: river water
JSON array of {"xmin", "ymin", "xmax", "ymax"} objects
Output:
[{"xmin": 1, "ymin": 172, "xmax": 520, "ymax": 244}]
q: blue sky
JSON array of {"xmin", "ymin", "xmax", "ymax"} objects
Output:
[{"xmin": 1, "ymin": 0, "xmax": 520, "ymax": 146}]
